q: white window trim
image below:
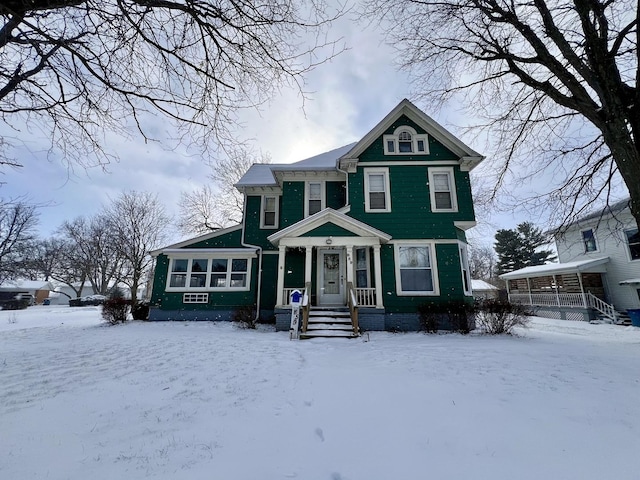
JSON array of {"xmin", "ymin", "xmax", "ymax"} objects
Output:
[
  {"xmin": 459, "ymin": 244, "xmax": 472, "ymax": 296},
  {"xmin": 304, "ymin": 181, "xmax": 325, "ymax": 217},
  {"xmin": 383, "ymin": 126, "xmax": 429, "ymax": 155},
  {"xmin": 580, "ymin": 228, "xmax": 598, "ymax": 253},
  {"xmin": 364, "ymin": 167, "xmax": 392, "ymax": 213},
  {"xmin": 354, "ymin": 247, "xmax": 371, "ymax": 288},
  {"xmin": 260, "ymin": 194, "xmax": 279, "ymax": 229},
  {"xmin": 393, "ymin": 241, "xmax": 440, "ymax": 296},
  {"xmin": 165, "ymin": 254, "xmax": 253, "ymax": 292},
  {"xmin": 428, "ymin": 167, "xmax": 458, "ymax": 213}
]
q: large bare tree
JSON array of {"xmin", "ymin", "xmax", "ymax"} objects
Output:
[
  {"xmin": 178, "ymin": 147, "xmax": 270, "ymax": 234},
  {"xmin": 362, "ymin": 0, "xmax": 639, "ymax": 231},
  {"xmin": 0, "ymin": 199, "xmax": 38, "ymax": 283},
  {"xmin": 105, "ymin": 191, "xmax": 169, "ymax": 305},
  {"xmin": 0, "ymin": 1, "xmax": 343, "ymax": 167}
]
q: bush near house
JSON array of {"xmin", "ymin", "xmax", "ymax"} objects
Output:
[
  {"xmin": 101, "ymin": 290, "xmax": 130, "ymax": 325},
  {"xmin": 418, "ymin": 301, "xmax": 475, "ymax": 334},
  {"xmin": 232, "ymin": 305, "xmax": 258, "ymax": 329},
  {"xmin": 475, "ymin": 299, "xmax": 530, "ymax": 335}
]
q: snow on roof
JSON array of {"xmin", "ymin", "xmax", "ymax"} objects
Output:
[
  {"xmin": 0, "ymin": 280, "xmax": 54, "ymax": 291},
  {"xmin": 619, "ymin": 278, "xmax": 640, "ymax": 285},
  {"xmin": 500, "ymin": 257, "xmax": 609, "ymax": 280},
  {"xmin": 471, "ymin": 279, "xmax": 499, "ymax": 291},
  {"xmin": 235, "ymin": 143, "xmax": 357, "ymax": 187}
]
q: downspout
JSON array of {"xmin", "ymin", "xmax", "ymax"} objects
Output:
[{"xmin": 240, "ymin": 191, "xmax": 263, "ymax": 322}]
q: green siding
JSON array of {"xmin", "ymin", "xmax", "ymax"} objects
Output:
[
  {"xmin": 189, "ymin": 229, "xmax": 243, "ymax": 248},
  {"xmin": 301, "ymin": 222, "xmax": 355, "ymax": 237},
  {"xmin": 326, "ymin": 181, "xmax": 346, "ymax": 210},
  {"xmin": 348, "ymin": 165, "xmax": 474, "ymax": 239},
  {"xmin": 284, "ymin": 250, "xmax": 305, "ymax": 289}
]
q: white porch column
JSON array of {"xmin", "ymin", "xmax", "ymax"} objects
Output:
[
  {"xmin": 373, "ymin": 244, "xmax": 384, "ymax": 308},
  {"xmin": 345, "ymin": 245, "xmax": 354, "ymax": 284},
  {"xmin": 276, "ymin": 245, "xmax": 286, "ymax": 306},
  {"xmin": 553, "ymin": 275, "xmax": 561, "ymax": 306},
  {"xmin": 305, "ymin": 246, "xmax": 313, "ymax": 284},
  {"xmin": 577, "ymin": 272, "xmax": 587, "ymax": 307}
]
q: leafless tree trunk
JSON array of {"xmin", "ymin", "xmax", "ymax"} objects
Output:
[
  {"xmin": 0, "ymin": 1, "xmax": 344, "ymax": 167},
  {"xmin": 362, "ymin": 0, "xmax": 640, "ymax": 231},
  {"xmin": 105, "ymin": 191, "xmax": 169, "ymax": 305}
]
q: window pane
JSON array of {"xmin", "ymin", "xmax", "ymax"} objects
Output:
[
  {"xmin": 368, "ymin": 174, "xmax": 385, "ymax": 192},
  {"xmin": 582, "ymin": 229, "xmax": 597, "ymax": 252},
  {"xmin": 309, "ymin": 183, "xmax": 321, "ymax": 199},
  {"xmin": 191, "ymin": 259, "xmax": 208, "ymax": 272},
  {"xmin": 232, "ymin": 259, "xmax": 248, "ymax": 272},
  {"xmin": 211, "ymin": 259, "xmax": 228, "ymax": 272},
  {"xmin": 398, "ymin": 131, "xmax": 412, "ymax": 141},
  {"xmin": 264, "ymin": 211, "xmax": 276, "ymax": 226},
  {"xmin": 369, "ymin": 192, "xmax": 386, "ymax": 210},
  {"xmin": 309, "ymin": 199, "xmax": 322, "ymax": 215},
  {"xmin": 435, "ymin": 191, "xmax": 453, "ymax": 209},
  {"xmin": 230, "ymin": 274, "xmax": 247, "ymax": 287},
  {"xmin": 399, "ymin": 141, "xmax": 412, "ymax": 153},
  {"xmin": 626, "ymin": 229, "xmax": 640, "ymax": 260},
  {"xmin": 417, "ymin": 140, "xmax": 425, "ymax": 152},
  {"xmin": 170, "ymin": 274, "xmax": 186, "ymax": 287},
  {"xmin": 265, "ymin": 197, "xmax": 276, "ymax": 211},
  {"xmin": 172, "ymin": 259, "xmax": 188, "ymax": 272},
  {"xmin": 387, "ymin": 140, "xmax": 395, "ymax": 153},
  {"xmin": 190, "ymin": 274, "xmax": 207, "ymax": 287},
  {"xmin": 400, "ymin": 269, "xmax": 433, "ymax": 291},
  {"xmin": 210, "ymin": 274, "xmax": 227, "ymax": 288},
  {"xmin": 356, "ymin": 248, "xmax": 367, "ymax": 269},
  {"xmin": 433, "ymin": 173, "xmax": 451, "ymax": 191},
  {"xmin": 356, "ymin": 270, "xmax": 368, "ymax": 288},
  {"xmin": 399, "ymin": 247, "xmax": 430, "ymax": 268}
]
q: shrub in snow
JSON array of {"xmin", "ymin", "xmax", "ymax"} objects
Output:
[
  {"xmin": 418, "ymin": 301, "xmax": 475, "ymax": 334},
  {"xmin": 232, "ymin": 305, "xmax": 258, "ymax": 329},
  {"xmin": 101, "ymin": 291, "xmax": 130, "ymax": 325},
  {"xmin": 475, "ymin": 299, "xmax": 530, "ymax": 334}
]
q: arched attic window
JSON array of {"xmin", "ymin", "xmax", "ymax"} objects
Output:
[{"xmin": 383, "ymin": 126, "xmax": 429, "ymax": 155}]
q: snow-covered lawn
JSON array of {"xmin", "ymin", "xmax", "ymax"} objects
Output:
[{"xmin": 1, "ymin": 306, "xmax": 639, "ymax": 480}]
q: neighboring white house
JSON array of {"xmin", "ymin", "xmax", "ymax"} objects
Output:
[
  {"xmin": 471, "ymin": 279, "xmax": 500, "ymax": 299},
  {"xmin": 48, "ymin": 283, "xmax": 95, "ymax": 305},
  {"xmin": 0, "ymin": 280, "xmax": 55, "ymax": 304},
  {"xmin": 500, "ymin": 198, "xmax": 640, "ymax": 322}
]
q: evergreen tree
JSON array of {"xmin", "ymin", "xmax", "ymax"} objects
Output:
[{"xmin": 495, "ymin": 222, "xmax": 556, "ymax": 275}]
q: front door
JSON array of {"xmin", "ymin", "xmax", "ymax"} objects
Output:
[{"xmin": 318, "ymin": 249, "xmax": 345, "ymax": 305}]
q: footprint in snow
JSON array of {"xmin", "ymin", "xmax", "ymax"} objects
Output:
[
  {"xmin": 331, "ymin": 473, "xmax": 343, "ymax": 480},
  {"xmin": 315, "ymin": 427, "xmax": 325, "ymax": 442}
]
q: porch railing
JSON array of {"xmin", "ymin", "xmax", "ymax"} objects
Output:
[
  {"xmin": 347, "ymin": 282, "xmax": 359, "ymax": 335},
  {"xmin": 509, "ymin": 292, "xmax": 617, "ymax": 321},
  {"xmin": 354, "ymin": 287, "xmax": 376, "ymax": 307},
  {"xmin": 301, "ymin": 282, "xmax": 311, "ymax": 333},
  {"xmin": 282, "ymin": 288, "xmax": 303, "ymax": 306}
]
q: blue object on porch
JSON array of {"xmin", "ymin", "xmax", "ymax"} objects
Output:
[
  {"xmin": 627, "ymin": 309, "xmax": 640, "ymax": 327},
  {"xmin": 290, "ymin": 290, "xmax": 302, "ymax": 305}
]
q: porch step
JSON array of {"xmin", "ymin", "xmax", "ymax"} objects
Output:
[
  {"xmin": 306, "ymin": 323, "xmax": 352, "ymax": 330},
  {"xmin": 300, "ymin": 329, "xmax": 358, "ymax": 339},
  {"xmin": 300, "ymin": 308, "xmax": 358, "ymax": 339}
]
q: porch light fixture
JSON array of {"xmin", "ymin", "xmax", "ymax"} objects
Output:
[{"xmin": 326, "ymin": 236, "xmax": 333, "ymax": 245}]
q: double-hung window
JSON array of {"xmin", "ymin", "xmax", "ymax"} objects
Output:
[
  {"xmin": 261, "ymin": 195, "xmax": 278, "ymax": 229},
  {"xmin": 625, "ymin": 228, "xmax": 640, "ymax": 260},
  {"xmin": 428, "ymin": 167, "xmax": 458, "ymax": 212},
  {"xmin": 395, "ymin": 243, "xmax": 438, "ymax": 295},
  {"xmin": 459, "ymin": 245, "xmax": 472, "ymax": 295},
  {"xmin": 364, "ymin": 168, "xmax": 391, "ymax": 212},
  {"xmin": 581, "ymin": 229, "xmax": 597, "ymax": 253},
  {"xmin": 355, "ymin": 247, "xmax": 370, "ymax": 288},
  {"xmin": 306, "ymin": 182, "xmax": 324, "ymax": 217}
]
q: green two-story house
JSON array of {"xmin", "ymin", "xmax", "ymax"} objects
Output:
[{"xmin": 149, "ymin": 99, "xmax": 484, "ymax": 331}]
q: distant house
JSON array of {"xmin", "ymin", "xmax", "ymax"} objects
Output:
[
  {"xmin": 500, "ymin": 199, "xmax": 640, "ymax": 323},
  {"xmin": 0, "ymin": 280, "xmax": 55, "ymax": 305},
  {"xmin": 471, "ymin": 279, "xmax": 500, "ymax": 299},
  {"xmin": 149, "ymin": 99, "xmax": 485, "ymax": 334},
  {"xmin": 48, "ymin": 283, "xmax": 94, "ymax": 305}
]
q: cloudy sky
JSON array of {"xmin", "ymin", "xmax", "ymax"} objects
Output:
[{"xmin": 0, "ymin": 6, "xmax": 515, "ymax": 245}]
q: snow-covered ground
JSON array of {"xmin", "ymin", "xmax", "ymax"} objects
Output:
[{"xmin": 1, "ymin": 306, "xmax": 639, "ymax": 480}]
